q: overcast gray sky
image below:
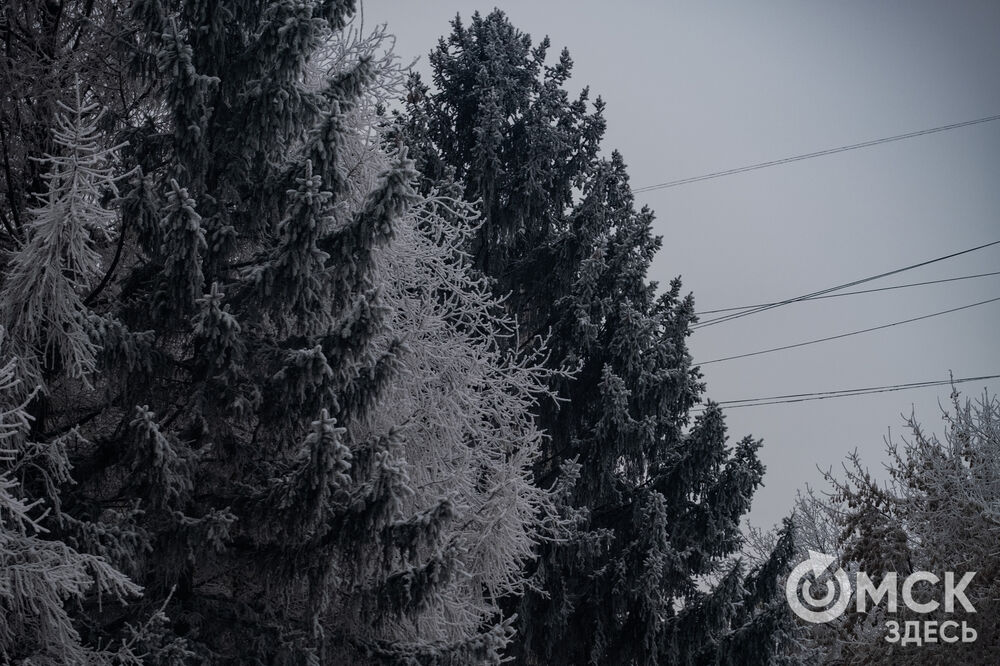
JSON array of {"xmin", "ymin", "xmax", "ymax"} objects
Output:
[{"xmin": 363, "ymin": 1, "xmax": 1000, "ymax": 529}]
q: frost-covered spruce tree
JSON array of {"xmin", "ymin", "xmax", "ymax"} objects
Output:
[
  {"xmin": 335, "ymin": 143, "xmax": 561, "ymax": 662},
  {"xmin": 397, "ymin": 11, "xmax": 795, "ymax": 665},
  {"xmin": 0, "ymin": 80, "xmax": 159, "ymax": 663},
  {"xmin": 1, "ymin": 83, "xmax": 125, "ymax": 387},
  {"xmin": 0, "ymin": 1, "xmax": 559, "ymax": 663}
]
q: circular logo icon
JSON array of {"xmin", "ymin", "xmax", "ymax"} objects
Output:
[{"xmin": 785, "ymin": 550, "xmax": 852, "ymax": 623}]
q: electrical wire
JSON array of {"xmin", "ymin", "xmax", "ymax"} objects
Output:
[
  {"xmin": 695, "ymin": 270, "xmax": 1000, "ymax": 316},
  {"xmin": 696, "ymin": 295, "xmax": 1000, "ymax": 366},
  {"xmin": 692, "ymin": 239, "xmax": 1000, "ymax": 330},
  {"xmin": 691, "ymin": 373, "xmax": 1000, "ymax": 411},
  {"xmin": 634, "ymin": 114, "xmax": 1000, "ymax": 193}
]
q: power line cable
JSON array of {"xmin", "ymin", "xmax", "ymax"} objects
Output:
[
  {"xmin": 693, "ymin": 239, "xmax": 1000, "ymax": 330},
  {"xmin": 634, "ymin": 114, "xmax": 1000, "ymax": 193},
  {"xmin": 717, "ymin": 376, "xmax": 991, "ymax": 405},
  {"xmin": 691, "ymin": 373, "xmax": 1000, "ymax": 410},
  {"xmin": 695, "ymin": 270, "xmax": 1000, "ymax": 316},
  {"xmin": 721, "ymin": 379, "xmax": 953, "ymax": 405},
  {"xmin": 697, "ymin": 295, "xmax": 1000, "ymax": 366}
]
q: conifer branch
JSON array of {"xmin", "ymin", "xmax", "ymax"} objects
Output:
[{"xmin": 84, "ymin": 216, "xmax": 129, "ymax": 307}]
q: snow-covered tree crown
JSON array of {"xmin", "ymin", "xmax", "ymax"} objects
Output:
[{"xmin": 1, "ymin": 81, "xmax": 128, "ymax": 390}]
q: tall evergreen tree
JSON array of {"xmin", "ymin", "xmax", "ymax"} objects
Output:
[
  {"xmin": 0, "ymin": 73, "xmax": 154, "ymax": 666},
  {"xmin": 397, "ymin": 11, "xmax": 795, "ymax": 665},
  {"xmin": 2, "ymin": 3, "xmax": 560, "ymax": 663}
]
